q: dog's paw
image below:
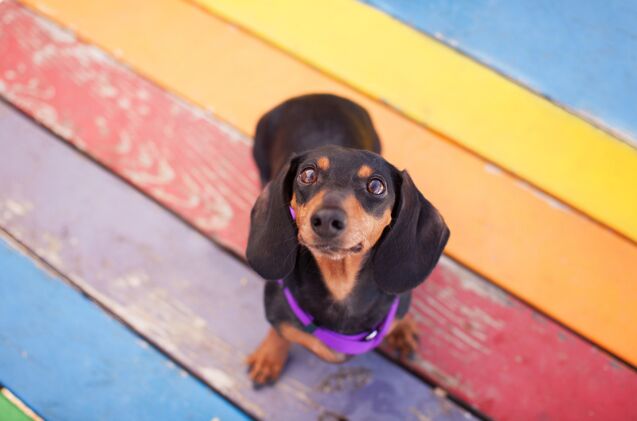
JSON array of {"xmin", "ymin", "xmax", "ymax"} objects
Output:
[
  {"xmin": 246, "ymin": 331, "xmax": 290, "ymax": 387},
  {"xmin": 385, "ymin": 316, "xmax": 419, "ymax": 360}
]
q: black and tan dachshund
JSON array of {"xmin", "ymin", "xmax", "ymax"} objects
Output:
[{"xmin": 246, "ymin": 94, "xmax": 449, "ymax": 385}]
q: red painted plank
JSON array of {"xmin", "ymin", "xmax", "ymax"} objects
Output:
[
  {"xmin": 404, "ymin": 260, "xmax": 636, "ymax": 418},
  {"xmin": 0, "ymin": 1, "xmax": 259, "ymax": 256},
  {"xmin": 1, "ymin": 3, "xmax": 636, "ymax": 420}
]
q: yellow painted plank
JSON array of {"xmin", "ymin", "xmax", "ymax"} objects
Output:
[
  {"xmin": 191, "ymin": 0, "xmax": 637, "ymax": 243},
  {"xmin": 17, "ymin": 0, "xmax": 637, "ymax": 365}
]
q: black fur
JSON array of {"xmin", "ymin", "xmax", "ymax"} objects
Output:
[
  {"xmin": 252, "ymin": 94, "xmax": 381, "ymax": 185},
  {"xmin": 245, "ymin": 158, "xmax": 300, "ymax": 280},
  {"xmin": 248, "ymin": 93, "xmax": 448, "ymax": 337},
  {"xmin": 372, "ymin": 170, "xmax": 450, "ymax": 294}
]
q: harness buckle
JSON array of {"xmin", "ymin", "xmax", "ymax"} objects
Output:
[{"xmin": 364, "ymin": 329, "xmax": 378, "ymax": 341}]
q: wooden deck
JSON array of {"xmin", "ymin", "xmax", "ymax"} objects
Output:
[
  {"xmin": 0, "ymin": 4, "xmax": 636, "ymax": 419},
  {"xmin": 3, "ymin": 0, "xmax": 637, "ymax": 366},
  {"xmin": 1, "ymin": 1, "xmax": 636, "ymax": 420}
]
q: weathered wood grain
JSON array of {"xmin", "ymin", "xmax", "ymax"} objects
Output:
[
  {"xmin": 0, "ymin": 2, "xmax": 259, "ymax": 255},
  {"xmin": 0, "ymin": 6, "xmax": 635, "ymax": 420},
  {"xmin": 0, "ymin": 101, "xmax": 473, "ymax": 420},
  {"xmin": 0, "ymin": 240, "xmax": 249, "ymax": 421},
  {"xmin": 8, "ymin": 0, "xmax": 637, "ymax": 366}
]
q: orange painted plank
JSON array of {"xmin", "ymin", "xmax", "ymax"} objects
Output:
[{"xmin": 14, "ymin": 0, "xmax": 637, "ymax": 365}]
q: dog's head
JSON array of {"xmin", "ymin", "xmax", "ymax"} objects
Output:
[{"xmin": 246, "ymin": 145, "xmax": 449, "ymax": 294}]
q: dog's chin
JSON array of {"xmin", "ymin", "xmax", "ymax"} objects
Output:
[{"xmin": 302, "ymin": 239, "xmax": 364, "ymax": 260}]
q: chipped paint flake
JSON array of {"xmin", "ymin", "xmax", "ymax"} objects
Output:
[
  {"xmin": 112, "ymin": 271, "xmax": 149, "ymax": 289},
  {"xmin": 516, "ymin": 179, "xmax": 571, "ymax": 212},
  {"xmin": 0, "ymin": 198, "xmax": 33, "ymax": 224},
  {"xmin": 484, "ymin": 163, "xmax": 503, "ymax": 176},
  {"xmin": 201, "ymin": 367, "xmax": 235, "ymax": 392}
]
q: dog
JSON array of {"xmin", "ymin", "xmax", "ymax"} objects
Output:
[{"xmin": 245, "ymin": 94, "xmax": 449, "ymax": 385}]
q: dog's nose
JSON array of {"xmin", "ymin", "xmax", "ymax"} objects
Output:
[{"xmin": 311, "ymin": 208, "xmax": 347, "ymax": 238}]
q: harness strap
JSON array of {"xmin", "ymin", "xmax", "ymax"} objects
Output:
[{"xmin": 277, "ymin": 279, "xmax": 399, "ymax": 355}]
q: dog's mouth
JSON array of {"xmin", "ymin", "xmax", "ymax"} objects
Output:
[{"xmin": 304, "ymin": 241, "xmax": 363, "ymax": 258}]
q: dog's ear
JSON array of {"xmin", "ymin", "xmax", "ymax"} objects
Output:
[
  {"xmin": 246, "ymin": 156, "xmax": 300, "ymax": 280},
  {"xmin": 371, "ymin": 170, "xmax": 450, "ymax": 294}
]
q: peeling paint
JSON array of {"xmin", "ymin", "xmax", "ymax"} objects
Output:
[
  {"xmin": 0, "ymin": 198, "xmax": 33, "ymax": 224},
  {"xmin": 484, "ymin": 163, "xmax": 503, "ymax": 176},
  {"xmin": 31, "ymin": 9, "xmax": 75, "ymax": 43},
  {"xmin": 515, "ymin": 179, "xmax": 570, "ymax": 212},
  {"xmin": 112, "ymin": 270, "xmax": 149, "ymax": 289},
  {"xmin": 34, "ymin": 232, "xmax": 63, "ymax": 268},
  {"xmin": 201, "ymin": 367, "xmax": 235, "ymax": 393}
]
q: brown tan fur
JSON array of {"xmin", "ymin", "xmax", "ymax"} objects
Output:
[
  {"xmin": 340, "ymin": 194, "xmax": 391, "ymax": 254},
  {"xmin": 290, "ymin": 190, "xmax": 326, "ymax": 248},
  {"xmin": 293, "ymin": 191, "xmax": 392, "ymax": 301},
  {"xmin": 386, "ymin": 314, "xmax": 419, "ymax": 360},
  {"xmin": 317, "ymin": 156, "xmax": 330, "ymax": 171},
  {"xmin": 280, "ymin": 323, "xmax": 346, "ymax": 363},
  {"xmin": 313, "ymin": 253, "xmax": 366, "ymax": 301},
  {"xmin": 246, "ymin": 327, "xmax": 290, "ymax": 384},
  {"xmin": 246, "ymin": 323, "xmax": 348, "ymax": 383},
  {"xmin": 357, "ymin": 164, "xmax": 373, "ymax": 178}
]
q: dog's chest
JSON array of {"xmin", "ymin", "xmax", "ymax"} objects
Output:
[{"xmin": 314, "ymin": 254, "xmax": 364, "ymax": 301}]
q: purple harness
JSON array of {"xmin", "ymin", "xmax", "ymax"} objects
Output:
[{"xmin": 283, "ymin": 206, "xmax": 400, "ymax": 355}]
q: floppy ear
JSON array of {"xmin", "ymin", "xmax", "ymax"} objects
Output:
[
  {"xmin": 246, "ymin": 156, "xmax": 300, "ymax": 280},
  {"xmin": 371, "ymin": 170, "xmax": 450, "ymax": 294}
]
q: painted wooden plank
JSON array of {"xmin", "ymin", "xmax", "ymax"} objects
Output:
[
  {"xmin": 5, "ymin": 1, "xmax": 637, "ymax": 367},
  {"xmin": 0, "ymin": 104, "xmax": 473, "ymax": 420},
  {"xmin": 0, "ymin": 12, "xmax": 636, "ymax": 421},
  {"xmin": 187, "ymin": 0, "xmax": 637, "ymax": 243},
  {"xmin": 0, "ymin": 245, "xmax": 249, "ymax": 421},
  {"xmin": 0, "ymin": 391, "xmax": 34, "ymax": 421},
  {"xmin": 362, "ymin": 0, "xmax": 637, "ymax": 147}
]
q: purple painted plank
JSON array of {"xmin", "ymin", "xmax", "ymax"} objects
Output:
[{"xmin": 0, "ymin": 102, "xmax": 473, "ymax": 420}]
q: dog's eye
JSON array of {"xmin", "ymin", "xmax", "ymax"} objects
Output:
[
  {"xmin": 367, "ymin": 178, "xmax": 386, "ymax": 195},
  {"xmin": 298, "ymin": 167, "xmax": 317, "ymax": 185}
]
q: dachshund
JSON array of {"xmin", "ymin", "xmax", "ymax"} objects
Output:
[{"xmin": 245, "ymin": 94, "xmax": 449, "ymax": 385}]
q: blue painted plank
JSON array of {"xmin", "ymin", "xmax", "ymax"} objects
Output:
[
  {"xmin": 0, "ymin": 240, "xmax": 247, "ymax": 420},
  {"xmin": 361, "ymin": 0, "xmax": 637, "ymax": 146},
  {"xmin": 0, "ymin": 239, "xmax": 249, "ymax": 421},
  {"xmin": 0, "ymin": 101, "xmax": 474, "ymax": 419}
]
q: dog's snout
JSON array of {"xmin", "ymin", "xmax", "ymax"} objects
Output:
[{"xmin": 311, "ymin": 208, "xmax": 347, "ymax": 238}]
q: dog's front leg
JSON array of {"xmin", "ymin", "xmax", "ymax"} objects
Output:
[
  {"xmin": 247, "ymin": 323, "xmax": 349, "ymax": 387},
  {"xmin": 246, "ymin": 327, "xmax": 290, "ymax": 385},
  {"xmin": 385, "ymin": 314, "xmax": 419, "ymax": 360},
  {"xmin": 279, "ymin": 323, "xmax": 347, "ymax": 364}
]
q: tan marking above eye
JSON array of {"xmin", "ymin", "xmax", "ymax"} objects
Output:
[
  {"xmin": 357, "ymin": 165, "xmax": 373, "ymax": 178},
  {"xmin": 317, "ymin": 157, "xmax": 330, "ymax": 171}
]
